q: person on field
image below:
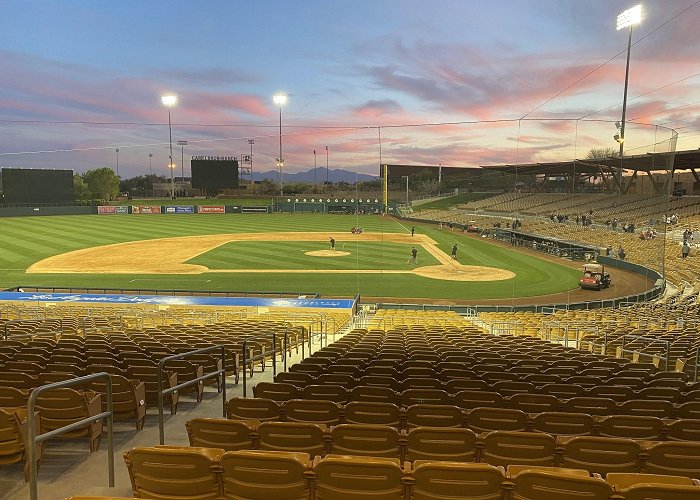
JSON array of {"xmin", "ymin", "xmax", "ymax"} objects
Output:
[
  {"xmin": 411, "ymin": 226, "xmax": 415, "ymax": 236},
  {"xmin": 330, "ymin": 237, "xmax": 335, "ymax": 251},
  {"xmin": 451, "ymin": 244, "xmax": 457, "ymax": 260},
  {"xmin": 410, "ymin": 246, "xmax": 418, "ymax": 264},
  {"xmin": 682, "ymin": 240, "xmax": 690, "ymax": 258}
]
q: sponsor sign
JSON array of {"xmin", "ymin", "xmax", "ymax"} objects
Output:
[
  {"xmin": 132, "ymin": 206, "xmax": 161, "ymax": 214},
  {"xmin": 165, "ymin": 205, "xmax": 194, "ymax": 214},
  {"xmin": 0, "ymin": 291, "xmax": 355, "ymax": 309},
  {"xmin": 198, "ymin": 205, "xmax": 226, "ymax": 214},
  {"xmin": 98, "ymin": 206, "xmax": 129, "ymax": 214}
]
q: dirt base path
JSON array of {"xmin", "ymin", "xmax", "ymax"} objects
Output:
[{"xmin": 27, "ymin": 232, "xmax": 513, "ymax": 282}]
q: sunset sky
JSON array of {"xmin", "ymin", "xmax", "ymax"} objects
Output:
[{"xmin": 0, "ymin": 0, "xmax": 698, "ymax": 179}]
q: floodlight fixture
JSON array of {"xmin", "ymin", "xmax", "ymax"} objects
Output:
[{"xmin": 617, "ymin": 5, "xmax": 642, "ymax": 31}]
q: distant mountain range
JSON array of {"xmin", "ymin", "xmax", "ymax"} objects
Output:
[{"xmin": 252, "ymin": 167, "xmax": 378, "ymax": 184}]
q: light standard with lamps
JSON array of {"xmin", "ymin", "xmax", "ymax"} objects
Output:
[
  {"xmin": 115, "ymin": 148, "xmax": 119, "ymax": 177},
  {"xmin": 148, "ymin": 153, "xmax": 153, "ymax": 175},
  {"xmin": 177, "ymin": 140, "xmax": 188, "ymax": 182},
  {"xmin": 248, "ymin": 139, "xmax": 255, "ymax": 189},
  {"xmin": 401, "ymin": 175, "xmax": 409, "ymax": 207},
  {"xmin": 615, "ymin": 4, "xmax": 642, "ymax": 192},
  {"xmin": 273, "ymin": 94, "xmax": 286, "ymax": 197},
  {"xmin": 161, "ymin": 94, "xmax": 177, "ymax": 199}
]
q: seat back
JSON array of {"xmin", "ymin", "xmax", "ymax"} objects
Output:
[
  {"xmin": 509, "ymin": 470, "xmax": 613, "ymax": 500},
  {"xmin": 404, "ymin": 404, "xmax": 464, "ymax": 429},
  {"xmin": 453, "ymin": 390, "xmax": 503, "ymax": 411},
  {"xmin": 186, "ymin": 418, "xmax": 257, "ymax": 451},
  {"xmin": 227, "ymin": 397, "xmax": 280, "ymax": 421},
  {"xmin": 253, "ymin": 382, "xmax": 301, "ymax": 402},
  {"xmin": 560, "ymin": 436, "xmax": 642, "ymax": 475},
  {"xmin": 467, "ymin": 407, "xmax": 528, "ymax": 434},
  {"xmin": 410, "ymin": 461, "xmax": 503, "ymax": 500},
  {"xmin": 220, "ymin": 450, "xmax": 312, "ymax": 499},
  {"xmin": 480, "ymin": 431, "xmax": 557, "ymax": 467},
  {"xmin": 257, "ymin": 421, "xmax": 327, "ymax": 458},
  {"xmin": 284, "ymin": 399, "xmax": 342, "ymax": 426},
  {"xmin": 405, "ymin": 427, "xmax": 477, "ymax": 463},
  {"xmin": 350, "ymin": 385, "xmax": 399, "ymax": 405},
  {"xmin": 531, "ymin": 412, "xmax": 595, "ymax": 436},
  {"xmin": 343, "ymin": 401, "xmax": 401, "ymax": 427},
  {"xmin": 124, "ymin": 446, "xmax": 223, "ymax": 500},
  {"xmin": 329, "ymin": 424, "xmax": 401, "ymax": 459},
  {"xmin": 302, "ymin": 384, "xmax": 348, "ymax": 404},
  {"xmin": 597, "ymin": 415, "xmax": 663, "ymax": 440},
  {"xmin": 643, "ymin": 441, "xmax": 700, "ymax": 478},
  {"xmin": 313, "ymin": 455, "xmax": 405, "ymax": 500}
]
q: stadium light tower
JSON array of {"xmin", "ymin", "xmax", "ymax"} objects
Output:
[
  {"xmin": 161, "ymin": 94, "xmax": 177, "ymax": 199},
  {"xmin": 177, "ymin": 140, "xmax": 188, "ymax": 181},
  {"xmin": 248, "ymin": 139, "xmax": 255, "ymax": 188},
  {"xmin": 273, "ymin": 94, "xmax": 287, "ymax": 196},
  {"xmin": 115, "ymin": 148, "xmax": 119, "ymax": 177},
  {"xmin": 401, "ymin": 175, "xmax": 409, "ymax": 206},
  {"xmin": 148, "ymin": 153, "xmax": 153, "ymax": 175},
  {"xmin": 615, "ymin": 4, "xmax": 642, "ymax": 191}
]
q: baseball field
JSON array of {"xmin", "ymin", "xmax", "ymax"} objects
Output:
[{"xmin": 0, "ymin": 213, "xmax": 581, "ymax": 301}]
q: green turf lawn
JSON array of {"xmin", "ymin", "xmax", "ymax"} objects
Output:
[{"xmin": 0, "ymin": 213, "xmax": 580, "ymax": 300}]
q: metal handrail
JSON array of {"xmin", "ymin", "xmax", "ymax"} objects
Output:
[
  {"xmin": 242, "ymin": 331, "xmax": 288, "ymax": 397},
  {"xmin": 27, "ymin": 372, "xmax": 114, "ymax": 500},
  {"xmin": 157, "ymin": 345, "xmax": 227, "ymax": 444},
  {"xmin": 619, "ymin": 334, "xmax": 672, "ymax": 370}
]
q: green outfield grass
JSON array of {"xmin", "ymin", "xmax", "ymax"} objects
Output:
[{"xmin": 0, "ymin": 213, "xmax": 580, "ymax": 300}]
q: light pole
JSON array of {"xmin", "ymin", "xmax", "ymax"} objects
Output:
[
  {"xmin": 273, "ymin": 94, "xmax": 286, "ymax": 196},
  {"xmin": 177, "ymin": 140, "xmax": 188, "ymax": 181},
  {"xmin": 161, "ymin": 94, "xmax": 177, "ymax": 199},
  {"xmin": 148, "ymin": 153, "xmax": 153, "ymax": 175},
  {"xmin": 615, "ymin": 4, "xmax": 642, "ymax": 192},
  {"xmin": 248, "ymin": 139, "xmax": 255, "ymax": 188},
  {"xmin": 115, "ymin": 148, "xmax": 119, "ymax": 177},
  {"xmin": 402, "ymin": 175, "xmax": 409, "ymax": 206},
  {"xmin": 314, "ymin": 149, "xmax": 317, "ymax": 186},
  {"xmin": 325, "ymin": 145, "xmax": 329, "ymax": 184}
]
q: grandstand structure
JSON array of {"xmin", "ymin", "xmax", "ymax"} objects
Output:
[{"xmin": 5, "ymin": 189, "xmax": 700, "ymax": 498}]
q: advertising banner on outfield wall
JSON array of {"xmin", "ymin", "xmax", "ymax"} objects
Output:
[
  {"xmin": 98, "ymin": 206, "xmax": 129, "ymax": 214},
  {"xmin": 165, "ymin": 205, "xmax": 194, "ymax": 214},
  {"xmin": 131, "ymin": 206, "xmax": 161, "ymax": 214},
  {"xmin": 197, "ymin": 205, "xmax": 225, "ymax": 214}
]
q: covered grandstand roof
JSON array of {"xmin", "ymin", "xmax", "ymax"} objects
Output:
[{"xmin": 482, "ymin": 148, "xmax": 700, "ymax": 176}]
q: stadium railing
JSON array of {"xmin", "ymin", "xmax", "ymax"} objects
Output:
[
  {"xmin": 27, "ymin": 372, "xmax": 115, "ymax": 500},
  {"xmin": 157, "ymin": 345, "xmax": 227, "ymax": 444}
]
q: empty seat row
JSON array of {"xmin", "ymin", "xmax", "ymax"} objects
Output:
[
  {"xmin": 252, "ymin": 383, "xmax": 700, "ymax": 419},
  {"xmin": 227, "ymin": 397, "xmax": 700, "ymax": 441},
  {"xmin": 125, "ymin": 445, "xmax": 700, "ymax": 500},
  {"xmin": 277, "ymin": 370, "xmax": 699, "ymax": 400},
  {"xmin": 185, "ymin": 419, "xmax": 700, "ymax": 477}
]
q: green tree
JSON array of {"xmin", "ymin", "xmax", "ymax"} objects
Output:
[
  {"xmin": 83, "ymin": 167, "xmax": 120, "ymax": 200},
  {"xmin": 73, "ymin": 174, "xmax": 91, "ymax": 201}
]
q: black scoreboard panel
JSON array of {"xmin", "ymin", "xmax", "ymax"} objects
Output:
[
  {"xmin": 191, "ymin": 159, "xmax": 239, "ymax": 193},
  {"xmin": 1, "ymin": 168, "xmax": 74, "ymax": 204}
]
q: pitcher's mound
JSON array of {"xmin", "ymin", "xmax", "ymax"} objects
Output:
[
  {"xmin": 413, "ymin": 264, "xmax": 515, "ymax": 281},
  {"xmin": 305, "ymin": 250, "xmax": 351, "ymax": 257}
]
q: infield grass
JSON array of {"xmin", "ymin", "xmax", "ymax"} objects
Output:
[{"xmin": 0, "ymin": 213, "xmax": 580, "ymax": 300}]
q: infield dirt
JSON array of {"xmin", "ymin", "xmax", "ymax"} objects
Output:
[{"xmin": 27, "ymin": 231, "xmax": 514, "ymax": 282}]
